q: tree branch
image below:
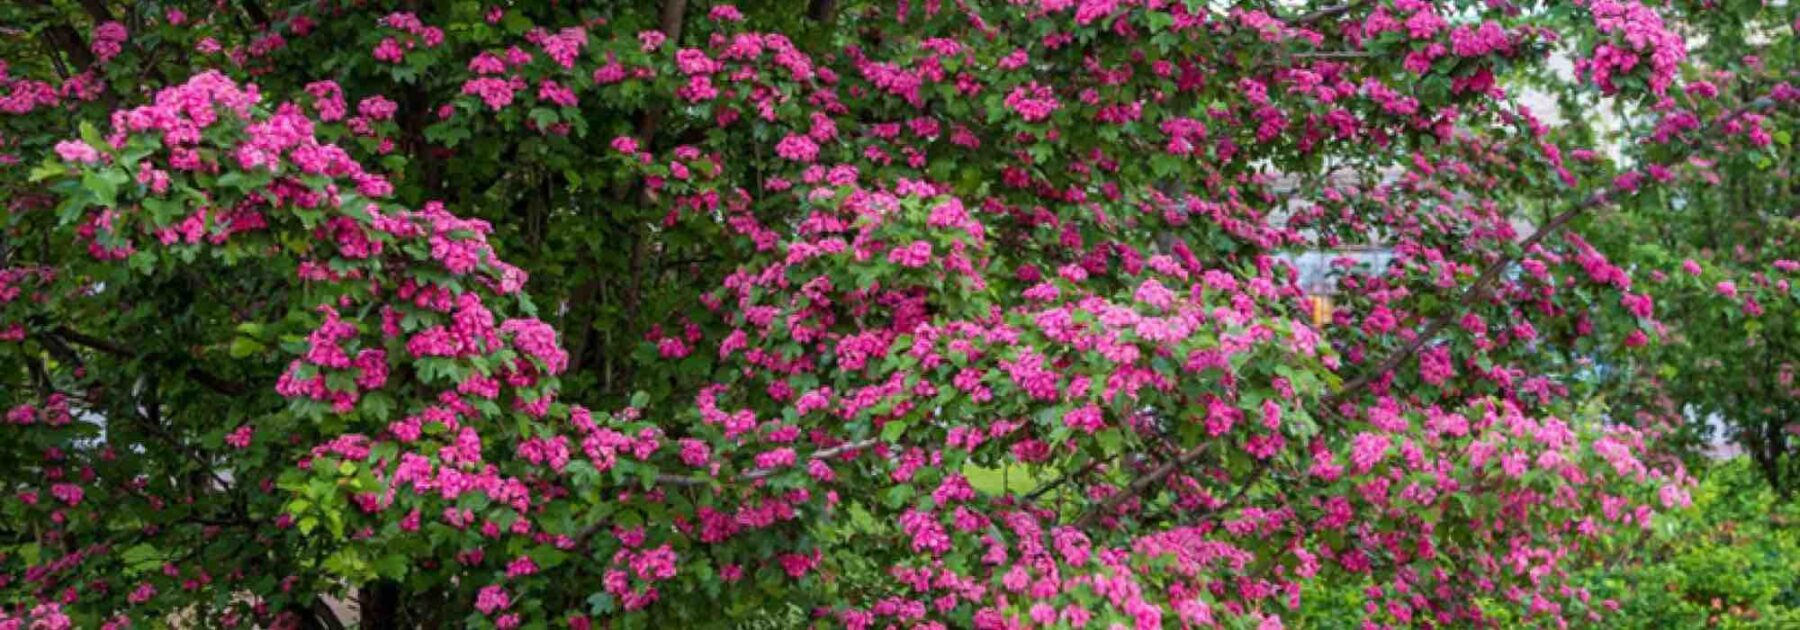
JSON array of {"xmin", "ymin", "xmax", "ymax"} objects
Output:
[
  {"xmin": 574, "ymin": 438, "xmax": 880, "ymax": 548},
  {"xmin": 1073, "ymin": 98, "xmax": 1783, "ymax": 530},
  {"xmin": 654, "ymin": 438, "xmax": 879, "ymax": 487},
  {"xmin": 76, "ymin": 0, "xmax": 114, "ymax": 23},
  {"xmin": 632, "ymin": 0, "xmax": 689, "ymax": 151},
  {"xmin": 238, "ymin": 0, "xmax": 271, "ymax": 27},
  {"xmin": 21, "ymin": 0, "xmax": 95, "ymax": 69},
  {"xmin": 51, "ymin": 326, "xmax": 249, "ymax": 396},
  {"xmin": 807, "ymin": 0, "xmax": 839, "ymax": 23},
  {"xmin": 1289, "ymin": 0, "xmax": 1367, "ymax": 26},
  {"xmin": 309, "ymin": 596, "xmax": 347, "ymax": 630}
]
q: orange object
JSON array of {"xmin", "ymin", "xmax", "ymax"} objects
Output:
[{"xmin": 1308, "ymin": 295, "xmax": 1332, "ymax": 327}]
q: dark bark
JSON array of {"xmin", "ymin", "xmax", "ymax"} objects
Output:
[
  {"xmin": 76, "ymin": 0, "xmax": 114, "ymax": 23},
  {"xmin": 37, "ymin": 21, "xmax": 97, "ymax": 70},
  {"xmin": 567, "ymin": 0, "xmax": 690, "ymax": 387},
  {"xmin": 358, "ymin": 581, "xmax": 402, "ymax": 630},
  {"xmin": 52, "ymin": 326, "xmax": 249, "ymax": 396},
  {"xmin": 239, "ymin": 0, "xmax": 272, "ymax": 26},
  {"xmin": 1761, "ymin": 417, "xmax": 1791, "ymax": 499},
  {"xmin": 19, "ymin": 0, "xmax": 92, "ymax": 67},
  {"xmin": 633, "ymin": 0, "xmax": 688, "ymax": 149},
  {"xmin": 807, "ymin": 0, "xmax": 838, "ymax": 23},
  {"xmin": 308, "ymin": 597, "xmax": 347, "ymax": 630}
]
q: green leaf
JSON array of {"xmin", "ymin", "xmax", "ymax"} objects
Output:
[
  {"xmin": 28, "ymin": 161, "xmax": 66, "ymax": 182},
  {"xmin": 228, "ymin": 337, "xmax": 265, "ymax": 358},
  {"xmin": 1096, "ymin": 428, "xmax": 1124, "ymax": 455},
  {"xmin": 636, "ymin": 464, "xmax": 660, "ymax": 490},
  {"xmin": 884, "ymin": 485, "xmax": 915, "ymax": 509},
  {"xmin": 881, "ymin": 419, "xmax": 909, "ymax": 442},
  {"xmin": 373, "ymin": 554, "xmax": 410, "ymax": 579},
  {"xmin": 82, "ymin": 169, "xmax": 126, "ymax": 206},
  {"xmin": 78, "ymin": 121, "xmax": 105, "ymax": 151}
]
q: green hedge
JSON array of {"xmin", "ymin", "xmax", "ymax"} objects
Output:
[{"xmin": 1575, "ymin": 459, "xmax": 1800, "ymax": 628}]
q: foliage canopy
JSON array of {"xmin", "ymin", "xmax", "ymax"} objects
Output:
[{"xmin": 0, "ymin": 0, "xmax": 1795, "ymax": 628}]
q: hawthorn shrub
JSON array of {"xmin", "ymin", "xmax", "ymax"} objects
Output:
[{"xmin": 0, "ymin": 1, "xmax": 1795, "ymax": 628}]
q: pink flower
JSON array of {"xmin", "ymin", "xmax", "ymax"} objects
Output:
[
  {"xmin": 1577, "ymin": 0, "xmax": 1686, "ymax": 96},
  {"xmin": 1074, "ymin": 0, "xmax": 1118, "ymax": 25},
  {"xmin": 475, "ymin": 585, "xmax": 510, "ymax": 614},
  {"xmin": 357, "ymin": 95, "xmax": 399, "ymax": 120},
  {"xmin": 501, "ymin": 318, "xmax": 569, "ymax": 375},
  {"xmin": 638, "ymin": 31, "xmax": 667, "ymax": 51},
  {"xmin": 51, "ymin": 483, "xmax": 84, "ymax": 506},
  {"xmin": 225, "ymin": 426, "xmax": 254, "ymax": 449},
  {"xmin": 1004, "ymin": 82, "xmax": 1061, "ymax": 122},
  {"xmin": 468, "ymin": 52, "xmax": 507, "ymax": 74},
  {"xmin": 1063, "ymin": 404, "xmax": 1104, "ymax": 433},
  {"xmin": 676, "ymin": 49, "xmax": 719, "ymax": 75},
  {"xmin": 1133, "ymin": 279, "xmax": 1176, "ymax": 310},
  {"xmin": 55, "ymin": 140, "xmax": 101, "ymax": 164},
  {"xmin": 632, "ymin": 544, "xmax": 679, "ymax": 580},
  {"xmin": 678, "ymin": 439, "xmax": 711, "ymax": 467},
  {"xmin": 537, "ymin": 27, "xmax": 588, "ymax": 69},
  {"xmin": 1349, "ymin": 433, "xmax": 1389, "ymax": 473},
  {"xmin": 505, "ymin": 555, "xmax": 539, "ymax": 578},
  {"xmin": 537, "ymin": 80, "xmax": 578, "ymax": 107},
  {"xmin": 710, "ymin": 5, "xmax": 745, "ymax": 21},
  {"xmin": 775, "ymin": 134, "xmax": 820, "ymax": 163},
  {"xmin": 754, "ymin": 447, "xmax": 797, "ymax": 469},
  {"xmin": 900, "ymin": 510, "xmax": 950, "ymax": 554},
  {"xmin": 778, "ymin": 552, "xmax": 815, "ymax": 578},
  {"xmin": 91, "ymin": 22, "xmax": 128, "ymax": 63},
  {"xmin": 129, "ymin": 582, "xmax": 157, "ymax": 604},
  {"xmin": 887, "ymin": 241, "xmax": 933, "ymax": 268},
  {"xmin": 461, "ymin": 77, "xmax": 516, "ymax": 111},
  {"xmin": 1419, "ymin": 345, "xmax": 1455, "ymax": 385},
  {"xmin": 373, "ymin": 38, "xmax": 406, "ymax": 63}
]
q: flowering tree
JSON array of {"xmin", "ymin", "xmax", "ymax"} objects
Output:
[
  {"xmin": 1570, "ymin": 6, "xmax": 1800, "ymax": 497},
  {"xmin": 0, "ymin": 0, "xmax": 1794, "ymax": 628}
]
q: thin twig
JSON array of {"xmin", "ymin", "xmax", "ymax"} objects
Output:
[
  {"xmin": 52, "ymin": 326, "xmax": 249, "ymax": 396},
  {"xmin": 653, "ymin": 438, "xmax": 881, "ymax": 486},
  {"xmin": 1290, "ymin": 0, "xmax": 1367, "ymax": 26},
  {"xmin": 574, "ymin": 438, "xmax": 881, "ymax": 548}
]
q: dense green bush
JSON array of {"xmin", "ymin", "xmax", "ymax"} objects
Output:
[{"xmin": 1577, "ymin": 459, "xmax": 1800, "ymax": 628}]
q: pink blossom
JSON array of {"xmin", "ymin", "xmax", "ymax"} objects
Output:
[
  {"xmin": 887, "ymin": 241, "xmax": 933, "ymax": 268},
  {"xmin": 1349, "ymin": 433, "xmax": 1389, "ymax": 473},
  {"xmin": 1063, "ymin": 404, "xmax": 1104, "ymax": 433},
  {"xmin": 475, "ymin": 585, "xmax": 510, "ymax": 614},
  {"xmin": 1004, "ymin": 82, "xmax": 1061, "ymax": 122},
  {"xmin": 54, "ymin": 140, "xmax": 101, "ymax": 164},
  {"xmin": 775, "ymin": 134, "xmax": 820, "ymax": 163}
]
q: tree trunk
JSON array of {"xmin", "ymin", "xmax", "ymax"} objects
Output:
[{"xmin": 359, "ymin": 581, "xmax": 402, "ymax": 630}]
